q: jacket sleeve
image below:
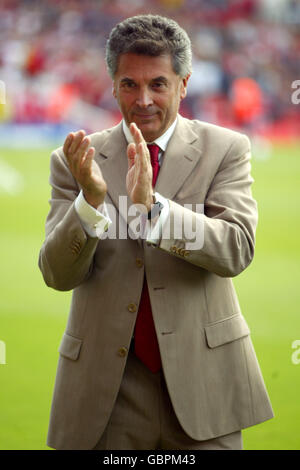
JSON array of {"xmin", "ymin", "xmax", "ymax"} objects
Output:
[
  {"xmin": 38, "ymin": 148, "xmax": 99, "ymax": 291},
  {"xmin": 159, "ymin": 133, "xmax": 258, "ymax": 278}
]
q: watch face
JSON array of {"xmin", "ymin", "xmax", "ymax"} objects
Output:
[{"xmin": 148, "ymin": 201, "xmax": 164, "ymax": 220}]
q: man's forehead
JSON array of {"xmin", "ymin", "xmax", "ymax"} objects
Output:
[{"xmin": 115, "ymin": 53, "xmax": 176, "ymax": 77}]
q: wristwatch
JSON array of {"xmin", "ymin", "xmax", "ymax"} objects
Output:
[{"xmin": 147, "ymin": 194, "xmax": 164, "ymax": 220}]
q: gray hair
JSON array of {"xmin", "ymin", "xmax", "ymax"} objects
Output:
[{"xmin": 105, "ymin": 14, "xmax": 192, "ymax": 79}]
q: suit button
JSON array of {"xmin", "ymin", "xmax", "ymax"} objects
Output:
[
  {"xmin": 136, "ymin": 258, "xmax": 143, "ymax": 268},
  {"xmin": 128, "ymin": 303, "xmax": 137, "ymax": 313},
  {"xmin": 118, "ymin": 347, "xmax": 128, "ymax": 357},
  {"xmin": 70, "ymin": 239, "xmax": 82, "ymax": 254}
]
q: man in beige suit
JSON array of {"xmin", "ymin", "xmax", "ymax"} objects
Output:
[{"xmin": 39, "ymin": 15, "xmax": 273, "ymax": 450}]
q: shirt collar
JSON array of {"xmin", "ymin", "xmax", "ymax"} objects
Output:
[{"xmin": 122, "ymin": 116, "xmax": 178, "ymax": 152}]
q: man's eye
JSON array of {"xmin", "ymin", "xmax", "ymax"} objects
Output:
[
  {"xmin": 152, "ymin": 82, "xmax": 167, "ymax": 90},
  {"xmin": 123, "ymin": 82, "xmax": 136, "ymax": 88}
]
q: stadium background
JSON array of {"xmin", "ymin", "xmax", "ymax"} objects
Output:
[{"xmin": 0, "ymin": 0, "xmax": 299, "ymax": 449}]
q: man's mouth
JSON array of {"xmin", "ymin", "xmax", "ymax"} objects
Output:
[{"xmin": 134, "ymin": 113, "xmax": 156, "ymax": 120}]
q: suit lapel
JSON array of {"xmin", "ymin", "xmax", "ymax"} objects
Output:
[
  {"xmin": 155, "ymin": 115, "xmax": 202, "ymax": 199},
  {"xmin": 94, "ymin": 122, "xmax": 139, "ymax": 235},
  {"xmin": 95, "ymin": 121, "xmax": 127, "ymax": 208}
]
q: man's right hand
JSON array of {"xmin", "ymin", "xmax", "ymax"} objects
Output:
[{"xmin": 63, "ymin": 130, "xmax": 107, "ymax": 209}]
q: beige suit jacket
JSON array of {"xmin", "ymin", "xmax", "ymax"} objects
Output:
[{"xmin": 39, "ymin": 115, "xmax": 273, "ymax": 450}]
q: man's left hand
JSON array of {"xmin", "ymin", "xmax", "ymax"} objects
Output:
[{"xmin": 126, "ymin": 122, "xmax": 154, "ymax": 212}]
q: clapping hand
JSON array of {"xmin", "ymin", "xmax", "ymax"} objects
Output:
[
  {"xmin": 126, "ymin": 122, "xmax": 154, "ymax": 212},
  {"xmin": 63, "ymin": 130, "xmax": 107, "ymax": 209}
]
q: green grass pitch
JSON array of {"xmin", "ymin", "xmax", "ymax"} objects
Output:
[{"xmin": 0, "ymin": 140, "xmax": 299, "ymax": 449}]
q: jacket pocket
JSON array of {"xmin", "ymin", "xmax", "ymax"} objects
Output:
[
  {"xmin": 204, "ymin": 313, "xmax": 250, "ymax": 348},
  {"xmin": 58, "ymin": 333, "xmax": 83, "ymax": 361}
]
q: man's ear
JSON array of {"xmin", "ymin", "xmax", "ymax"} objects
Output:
[
  {"xmin": 180, "ymin": 73, "xmax": 191, "ymax": 100},
  {"xmin": 112, "ymin": 83, "xmax": 117, "ymax": 99}
]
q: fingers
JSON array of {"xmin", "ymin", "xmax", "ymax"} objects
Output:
[
  {"xmin": 64, "ymin": 130, "xmax": 94, "ymax": 175},
  {"xmin": 80, "ymin": 146, "xmax": 95, "ymax": 173},
  {"xmin": 127, "ymin": 142, "xmax": 137, "ymax": 170},
  {"xmin": 62, "ymin": 130, "xmax": 106, "ymax": 207},
  {"xmin": 63, "ymin": 133, "xmax": 73, "ymax": 156},
  {"xmin": 69, "ymin": 130, "xmax": 86, "ymax": 155},
  {"xmin": 129, "ymin": 122, "xmax": 150, "ymax": 167},
  {"xmin": 130, "ymin": 123, "xmax": 148, "ymax": 154},
  {"xmin": 130, "ymin": 122, "xmax": 143, "ymax": 146}
]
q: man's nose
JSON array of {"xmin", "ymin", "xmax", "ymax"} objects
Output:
[{"xmin": 136, "ymin": 88, "xmax": 153, "ymax": 107}]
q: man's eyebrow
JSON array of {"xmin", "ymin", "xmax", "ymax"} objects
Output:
[
  {"xmin": 120, "ymin": 77, "xmax": 135, "ymax": 84},
  {"xmin": 152, "ymin": 76, "xmax": 168, "ymax": 83},
  {"xmin": 120, "ymin": 76, "xmax": 169, "ymax": 84}
]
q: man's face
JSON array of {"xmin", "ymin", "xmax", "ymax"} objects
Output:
[{"xmin": 112, "ymin": 53, "xmax": 190, "ymax": 142}]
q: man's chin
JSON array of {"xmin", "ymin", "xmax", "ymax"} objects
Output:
[
  {"xmin": 140, "ymin": 128, "xmax": 161, "ymax": 142},
  {"xmin": 133, "ymin": 121, "xmax": 162, "ymax": 142}
]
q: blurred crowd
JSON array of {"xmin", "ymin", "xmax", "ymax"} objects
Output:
[{"xmin": 0, "ymin": 0, "xmax": 299, "ymax": 137}]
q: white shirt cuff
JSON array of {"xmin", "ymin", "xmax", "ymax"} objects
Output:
[{"xmin": 75, "ymin": 190, "xmax": 112, "ymax": 238}]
